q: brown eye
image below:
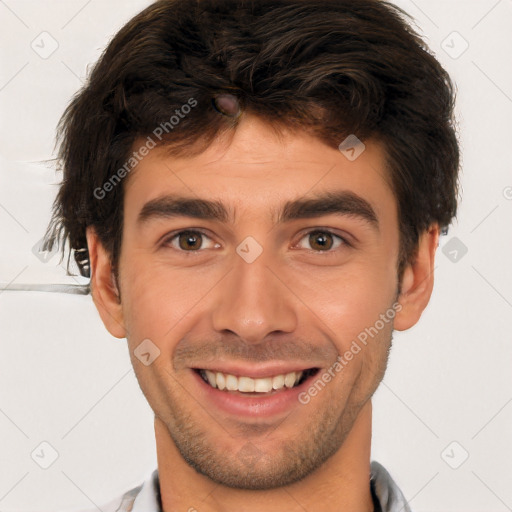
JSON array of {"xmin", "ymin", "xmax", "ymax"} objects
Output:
[
  {"xmin": 295, "ymin": 230, "xmax": 347, "ymax": 252},
  {"xmin": 163, "ymin": 230, "xmax": 220, "ymax": 252},
  {"xmin": 308, "ymin": 231, "xmax": 334, "ymax": 251},
  {"xmin": 179, "ymin": 232, "xmax": 200, "ymax": 250}
]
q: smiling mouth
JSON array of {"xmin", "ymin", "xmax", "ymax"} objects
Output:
[{"xmin": 194, "ymin": 368, "xmax": 319, "ymax": 394}]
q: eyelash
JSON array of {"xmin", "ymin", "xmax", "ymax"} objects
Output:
[{"xmin": 161, "ymin": 229, "xmax": 351, "ymax": 253}]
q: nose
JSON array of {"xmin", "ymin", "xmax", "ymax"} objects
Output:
[{"xmin": 211, "ymin": 247, "xmax": 298, "ymax": 344}]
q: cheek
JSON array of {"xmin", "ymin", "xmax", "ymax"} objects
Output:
[
  {"xmin": 287, "ymin": 259, "xmax": 397, "ymax": 348},
  {"xmin": 119, "ymin": 257, "xmax": 220, "ymax": 346}
]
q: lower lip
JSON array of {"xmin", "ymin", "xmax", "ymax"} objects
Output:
[{"xmin": 191, "ymin": 369, "xmax": 317, "ymax": 418}]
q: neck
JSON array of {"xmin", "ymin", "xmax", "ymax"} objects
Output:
[{"xmin": 155, "ymin": 401, "xmax": 374, "ymax": 512}]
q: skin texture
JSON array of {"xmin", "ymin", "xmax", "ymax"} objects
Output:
[{"xmin": 86, "ymin": 115, "xmax": 439, "ymax": 512}]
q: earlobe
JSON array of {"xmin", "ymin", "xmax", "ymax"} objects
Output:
[
  {"xmin": 394, "ymin": 225, "xmax": 440, "ymax": 331},
  {"xmin": 85, "ymin": 226, "xmax": 127, "ymax": 339}
]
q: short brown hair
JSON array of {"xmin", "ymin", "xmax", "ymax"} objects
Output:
[{"xmin": 43, "ymin": 0, "xmax": 459, "ymax": 283}]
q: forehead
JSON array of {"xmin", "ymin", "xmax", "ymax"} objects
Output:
[{"xmin": 123, "ymin": 116, "xmax": 396, "ymax": 226}]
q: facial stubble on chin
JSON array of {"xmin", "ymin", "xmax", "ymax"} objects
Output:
[{"xmin": 154, "ymin": 329, "xmax": 393, "ymax": 491}]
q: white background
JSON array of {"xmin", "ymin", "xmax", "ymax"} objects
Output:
[{"xmin": 1, "ymin": 0, "xmax": 511, "ymax": 510}]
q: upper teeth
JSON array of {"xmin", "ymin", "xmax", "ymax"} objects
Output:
[{"xmin": 201, "ymin": 370, "xmax": 303, "ymax": 393}]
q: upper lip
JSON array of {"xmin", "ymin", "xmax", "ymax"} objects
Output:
[{"xmin": 192, "ymin": 362, "xmax": 318, "ymax": 379}]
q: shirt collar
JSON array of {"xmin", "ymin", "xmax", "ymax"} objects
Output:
[{"xmin": 370, "ymin": 460, "xmax": 412, "ymax": 512}]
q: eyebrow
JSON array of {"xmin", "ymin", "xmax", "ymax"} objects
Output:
[{"xmin": 136, "ymin": 190, "xmax": 379, "ymax": 229}]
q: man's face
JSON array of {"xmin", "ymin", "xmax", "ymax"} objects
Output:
[{"xmin": 109, "ymin": 116, "xmax": 402, "ymax": 489}]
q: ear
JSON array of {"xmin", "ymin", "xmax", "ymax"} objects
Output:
[
  {"xmin": 86, "ymin": 226, "xmax": 127, "ymax": 339},
  {"xmin": 394, "ymin": 224, "xmax": 440, "ymax": 331}
]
